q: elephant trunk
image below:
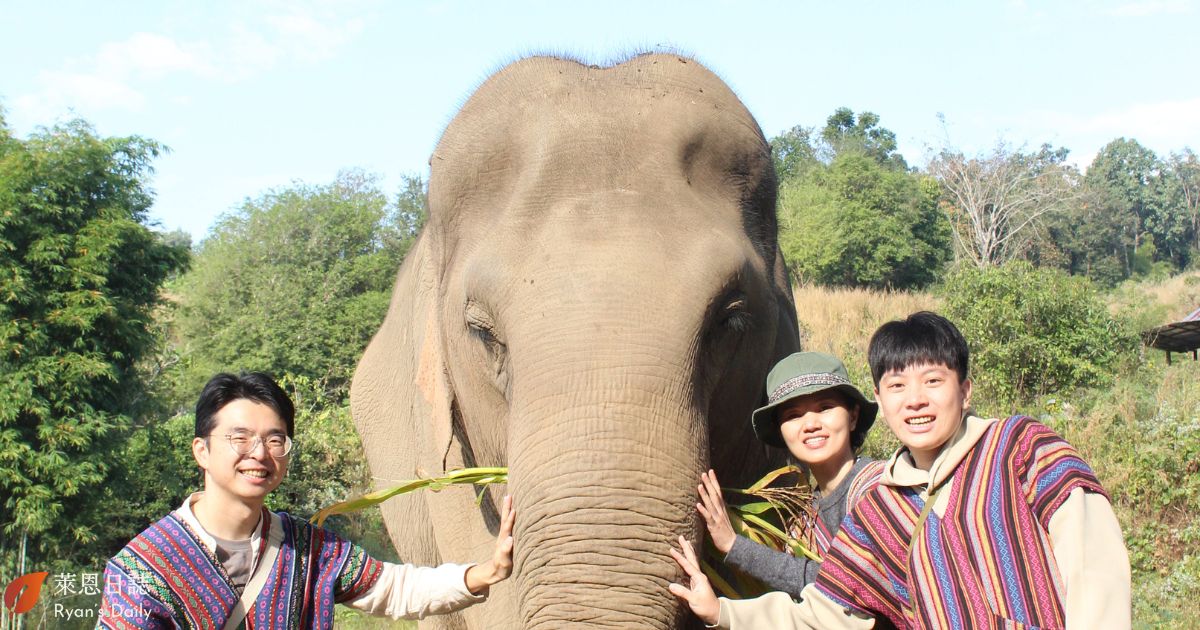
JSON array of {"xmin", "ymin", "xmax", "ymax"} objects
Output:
[{"xmin": 508, "ymin": 376, "xmax": 706, "ymax": 630}]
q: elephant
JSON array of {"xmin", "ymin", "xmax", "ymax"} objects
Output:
[{"xmin": 350, "ymin": 53, "xmax": 800, "ymax": 630}]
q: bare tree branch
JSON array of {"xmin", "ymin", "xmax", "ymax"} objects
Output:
[{"xmin": 928, "ymin": 140, "xmax": 1077, "ymax": 268}]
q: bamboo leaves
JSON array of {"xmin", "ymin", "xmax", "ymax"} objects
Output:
[
  {"xmin": 312, "ymin": 467, "xmax": 508, "ymax": 527},
  {"xmin": 313, "ymin": 465, "xmax": 816, "ymax": 596}
]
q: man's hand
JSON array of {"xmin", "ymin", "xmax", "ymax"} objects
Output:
[
  {"xmin": 668, "ymin": 535, "xmax": 721, "ymax": 626},
  {"xmin": 696, "ymin": 469, "xmax": 736, "ymax": 555},
  {"xmin": 465, "ymin": 494, "xmax": 515, "ymax": 595}
]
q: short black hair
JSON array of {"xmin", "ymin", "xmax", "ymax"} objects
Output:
[
  {"xmin": 868, "ymin": 311, "xmax": 969, "ymax": 386},
  {"xmin": 194, "ymin": 372, "xmax": 295, "ymax": 438}
]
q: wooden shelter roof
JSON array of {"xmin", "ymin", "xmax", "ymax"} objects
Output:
[{"xmin": 1142, "ymin": 307, "xmax": 1200, "ymax": 353}]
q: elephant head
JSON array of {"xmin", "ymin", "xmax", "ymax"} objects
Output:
[{"xmin": 351, "ymin": 54, "xmax": 799, "ymax": 630}]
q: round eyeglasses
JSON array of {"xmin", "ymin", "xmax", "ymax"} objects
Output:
[{"xmin": 216, "ymin": 431, "xmax": 294, "ymax": 458}]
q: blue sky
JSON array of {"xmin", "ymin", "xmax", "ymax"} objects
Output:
[{"xmin": 3, "ymin": 0, "xmax": 1197, "ymax": 242}]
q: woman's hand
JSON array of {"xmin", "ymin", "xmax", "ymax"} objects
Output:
[
  {"xmin": 696, "ymin": 469, "xmax": 736, "ymax": 555},
  {"xmin": 465, "ymin": 494, "xmax": 515, "ymax": 595},
  {"xmin": 668, "ymin": 535, "xmax": 721, "ymax": 626}
]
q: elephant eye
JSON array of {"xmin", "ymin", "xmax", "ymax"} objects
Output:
[
  {"xmin": 465, "ymin": 300, "xmax": 501, "ymax": 341},
  {"xmin": 463, "ymin": 301, "xmax": 501, "ymax": 343},
  {"xmin": 720, "ymin": 294, "xmax": 753, "ymax": 334},
  {"xmin": 465, "ymin": 300, "xmax": 509, "ymax": 394}
]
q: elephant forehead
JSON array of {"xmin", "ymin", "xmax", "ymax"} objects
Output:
[
  {"xmin": 512, "ymin": 188, "xmax": 751, "ymax": 244},
  {"xmin": 435, "ymin": 56, "xmax": 765, "ymax": 170},
  {"xmin": 453, "ymin": 54, "xmax": 757, "ymax": 136},
  {"xmin": 427, "ymin": 54, "xmax": 774, "ymax": 227},
  {"xmin": 458, "ymin": 209, "xmax": 762, "ymax": 289}
]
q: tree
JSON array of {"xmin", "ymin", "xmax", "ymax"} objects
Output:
[
  {"xmin": 771, "ymin": 108, "xmax": 909, "ymax": 185},
  {"xmin": 1039, "ymin": 186, "xmax": 1131, "ymax": 286},
  {"xmin": 1081, "ymin": 138, "xmax": 1191, "ymax": 274},
  {"xmin": 170, "ymin": 170, "xmax": 424, "ymax": 403},
  {"xmin": 0, "ymin": 116, "xmax": 189, "ymax": 567},
  {"xmin": 928, "ymin": 141, "xmax": 1077, "ymax": 268},
  {"xmin": 820, "ymin": 107, "xmax": 908, "ymax": 171},
  {"xmin": 1163, "ymin": 149, "xmax": 1199, "ymax": 263},
  {"xmin": 778, "ymin": 153, "xmax": 950, "ymax": 289},
  {"xmin": 770, "ymin": 125, "xmax": 822, "ymax": 183}
]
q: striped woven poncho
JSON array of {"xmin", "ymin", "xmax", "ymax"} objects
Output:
[
  {"xmin": 98, "ymin": 510, "xmax": 383, "ymax": 629},
  {"xmin": 813, "ymin": 415, "xmax": 1108, "ymax": 629}
]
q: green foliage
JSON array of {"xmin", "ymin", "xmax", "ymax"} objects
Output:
[
  {"xmin": 1039, "ymin": 186, "xmax": 1127, "ymax": 286},
  {"xmin": 820, "ymin": 107, "xmax": 907, "ymax": 171},
  {"xmin": 771, "ymin": 107, "xmax": 908, "ymax": 187},
  {"xmin": 265, "ymin": 374, "xmax": 399, "ymax": 561},
  {"xmin": 939, "ymin": 262, "xmax": 1138, "ymax": 406},
  {"xmin": 771, "ymin": 109, "xmax": 943, "ymax": 290},
  {"xmin": 1161, "ymin": 149, "xmax": 1200, "ymax": 267},
  {"xmin": 77, "ymin": 413, "xmax": 196, "ymax": 568},
  {"xmin": 335, "ymin": 608, "xmax": 416, "ymax": 629},
  {"xmin": 770, "ymin": 125, "xmax": 822, "ymax": 182},
  {"xmin": 1066, "ymin": 138, "xmax": 1195, "ymax": 281},
  {"xmin": 779, "ymin": 154, "xmax": 950, "ymax": 289},
  {"xmin": 170, "ymin": 170, "xmax": 424, "ymax": 403},
  {"xmin": 0, "ymin": 116, "xmax": 188, "ymax": 564},
  {"xmin": 1037, "ymin": 359, "xmax": 1200, "ymax": 628}
]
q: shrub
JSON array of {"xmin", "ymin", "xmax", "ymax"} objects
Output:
[
  {"xmin": 939, "ymin": 262, "xmax": 1138, "ymax": 407},
  {"xmin": 1040, "ymin": 360, "xmax": 1200, "ymax": 628}
]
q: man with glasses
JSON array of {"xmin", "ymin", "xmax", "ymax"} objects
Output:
[{"xmin": 98, "ymin": 372, "xmax": 515, "ymax": 629}]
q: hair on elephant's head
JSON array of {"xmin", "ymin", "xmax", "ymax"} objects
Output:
[{"xmin": 351, "ymin": 54, "xmax": 800, "ymax": 630}]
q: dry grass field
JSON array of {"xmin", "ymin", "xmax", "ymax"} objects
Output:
[
  {"xmin": 1135, "ymin": 271, "xmax": 1200, "ymax": 320},
  {"xmin": 789, "ymin": 285, "xmax": 939, "ymax": 458},
  {"xmin": 791, "ymin": 284, "xmax": 938, "ymax": 359},
  {"xmin": 1109, "ymin": 270, "xmax": 1200, "ymax": 337}
]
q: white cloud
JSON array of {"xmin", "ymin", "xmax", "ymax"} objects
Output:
[
  {"xmin": 1104, "ymin": 0, "xmax": 1193, "ymax": 17},
  {"xmin": 265, "ymin": 11, "xmax": 365, "ymax": 62},
  {"xmin": 93, "ymin": 33, "xmax": 217, "ymax": 80},
  {"xmin": 927, "ymin": 98, "xmax": 1200, "ymax": 171},
  {"xmin": 10, "ymin": 32, "xmax": 214, "ymax": 124},
  {"xmin": 1004, "ymin": 98, "xmax": 1200, "ymax": 167},
  {"xmin": 11, "ymin": 5, "xmax": 367, "ymax": 121},
  {"xmin": 14, "ymin": 70, "xmax": 146, "ymax": 118},
  {"xmin": 223, "ymin": 22, "xmax": 284, "ymax": 79},
  {"xmin": 1045, "ymin": 98, "xmax": 1200, "ymax": 143},
  {"xmin": 220, "ymin": 2, "xmax": 369, "ymax": 73}
]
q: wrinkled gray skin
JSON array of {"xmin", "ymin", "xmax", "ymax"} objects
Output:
[{"xmin": 351, "ymin": 54, "xmax": 799, "ymax": 629}]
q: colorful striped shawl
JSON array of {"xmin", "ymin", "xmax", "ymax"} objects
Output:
[
  {"xmin": 814, "ymin": 416, "xmax": 1107, "ymax": 629},
  {"xmin": 98, "ymin": 510, "xmax": 383, "ymax": 629}
]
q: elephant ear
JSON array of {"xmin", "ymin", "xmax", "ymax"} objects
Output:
[
  {"xmin": 350, "ymin": 231, "xmax": 453, "ymax": 565},
  {"xmin": 770, "ymin": 247, "xmax": 801, "ymax": 361}
]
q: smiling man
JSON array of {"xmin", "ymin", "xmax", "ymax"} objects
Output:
[
  {"xmin": 98, "ymin": 372, "xmax": 515, "ymax": 629},
  {"xmin": 671, "ymin": 312, "xmax": 1131, "ymax": 629}
]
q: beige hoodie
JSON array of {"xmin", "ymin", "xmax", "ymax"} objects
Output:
[{"xmin": 715, "ymin": 416, "xmax": 1130, "ymax": 630}]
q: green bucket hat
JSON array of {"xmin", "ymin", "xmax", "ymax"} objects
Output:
[{"xmin": 751, "ymin": 352, "xmax": 877, "ymax": 450}]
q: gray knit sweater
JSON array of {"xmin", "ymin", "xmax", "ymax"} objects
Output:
[{"xmin": 721, "ymin": 456, "xmax": 877, "ymax": 599}]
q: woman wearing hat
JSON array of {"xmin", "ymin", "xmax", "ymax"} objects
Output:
[{"xmin": 694, "ymin": 352, "xmax": 883, "ymax": 598}]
